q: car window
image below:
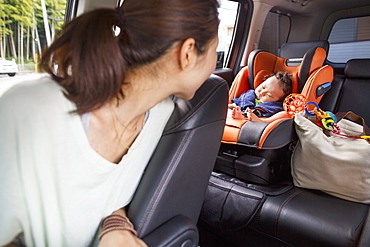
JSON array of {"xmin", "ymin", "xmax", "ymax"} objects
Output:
[
  {"xmin": 327, "ymin": 16, "xmax": 370, "ymax": 63},
  {"xmin": 217, "ymin": 0, "xmax": 239, "ymax": 68},
  {"xmin": 259, "ymin": 11, "xmax": 291, "ymax": 55},
  {"xmin": 0, "ymin": 0, "xmax": 67, "ymax": 73}
]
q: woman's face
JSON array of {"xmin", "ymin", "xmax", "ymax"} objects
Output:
[
  {"xmin": 255, "ymin": 76, "xmax": 285, "ymax": 103},
  {"xmin": 198, "ymin": 36, "xmax": 219, "ymax": 85},
  {"xmin": 174, "ymin": 36, "xmax": 219, "ymax": 100}
]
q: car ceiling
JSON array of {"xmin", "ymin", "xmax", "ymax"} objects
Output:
[{"xmin": 261, "ymin": 0, "xmax": 370, "ymax": 16}]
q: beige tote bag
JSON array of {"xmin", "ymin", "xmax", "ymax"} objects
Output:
[{"xmin": 291, "ymin": 111, "xmax": 370, "ymax": 203}]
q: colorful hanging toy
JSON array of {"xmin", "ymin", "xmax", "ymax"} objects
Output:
[
  {"xmin": 305, "ymin": 101, "xmax": 370, "ymax": 141},
  {"xmin": 283, "ymin": 93, "xmax": 370, "ymax": 141},
  {"xmin": 304, "ymin": 102, "xmax": 337, "ymax": 130}
]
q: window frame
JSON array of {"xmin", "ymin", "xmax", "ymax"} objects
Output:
[{"xmin": 215, "ymin": 0, "xmax": 253, "ymax": 74}]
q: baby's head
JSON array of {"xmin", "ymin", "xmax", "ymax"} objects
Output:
[{"xmin": 255, "ymin": 71, "xmax": 292, "ymax": 103}]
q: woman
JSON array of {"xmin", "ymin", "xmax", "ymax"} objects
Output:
[{"xmin": 0, "ymin": 0, "xmax": 220, "ymax": 246}]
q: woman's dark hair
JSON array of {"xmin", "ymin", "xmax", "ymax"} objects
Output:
[{"xmin": 40, "ymin": 0, "xmax": 220, "ymax": 114}]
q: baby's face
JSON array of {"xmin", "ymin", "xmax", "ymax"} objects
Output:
[{"xmin": 255, "ymin": 76, "xmax": 285, "ymax": 103}]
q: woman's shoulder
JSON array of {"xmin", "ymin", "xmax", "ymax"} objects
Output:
[
  {"xmin": 2, "ymin": 74, "xmax": 62, "ymax": 97},
  {"xmin": 0, "ymin": 74, "xmax": 70, "ymax": 115}
]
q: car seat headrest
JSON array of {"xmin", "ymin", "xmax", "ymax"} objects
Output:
[
  {"xmin": 248, "ymin": 46, "xmax": 327, "ymax": 93},
  {"xmin": 253, "ymin": 70, "xmax": 272, "ymax": 87},
  {"xmin": 345, "ymin": 59, "xmax": 370, "ymax": 79},
  {"xmin": 280, "ymin": 40, "xmax": 329, "ymax": 58}
]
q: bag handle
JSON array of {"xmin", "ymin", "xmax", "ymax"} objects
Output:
[{"xmin": 335, "ymin": 111, "xmax": 370, "ymax": 136}]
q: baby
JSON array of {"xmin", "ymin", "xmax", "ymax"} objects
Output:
[{"xmin": 229, "ymin": 71, "xmax": 292, "ymax": 123}]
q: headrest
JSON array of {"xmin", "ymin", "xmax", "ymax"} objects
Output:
[
  {"xmin": 280, "ymin": 41, "xmax": 329, "ymax": 59},
  {"xmin": 253, "ymin": 70, "xmax": 272, "ymax": 87},
  {"xmin": 297, "ymin": 47, "xmax": 327, "ymax": 92},
  {"xmin": 247, "ymin": 47, "xmax": 326, "ymax": 93},
  {"xmin": 344, "ymin": 59, "xmax": 370, "ymax": 79}
]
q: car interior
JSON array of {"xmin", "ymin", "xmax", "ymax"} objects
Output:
[
  {"xmin": 198, "ymin": 58, "xmax": 370, "ymax": 247},
  {"xmin": 1, "ymin": 0, "xmax": 370, "ymax": 246},
  {"xmin": 198, "ymin": 0, "xmax": 370, "ymax": 246}
]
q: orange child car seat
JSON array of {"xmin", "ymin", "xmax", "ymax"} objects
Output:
[
  {"xmin": 224, "ymin": 41, "xmax": 333, "ymax": 145},
  {"xmin": 216, "ymin": 41, "xmax": 334, "ymax": 185}
]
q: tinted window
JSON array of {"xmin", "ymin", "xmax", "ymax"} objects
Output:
[
  {"xmin": 328, "ymin": 16, "xmax": 370, "ymax": 63},
  {"xmin": 259, "ymin": 11, "xmax": 291, "ymax": 55}
]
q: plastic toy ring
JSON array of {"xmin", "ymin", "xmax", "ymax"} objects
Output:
[
  {"xmin": 305, "ymin": 102, "xmax": 320, "ymax": 116},
  {"xmin": 283, "ymin": 93, "xmax": 307, "ymax": 115},
  {"xmin": 322, "ymin": 117, "xmax": 335, "ymax": 130}
]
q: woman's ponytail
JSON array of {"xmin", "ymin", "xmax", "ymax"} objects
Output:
[
  {"xmin": 40, "ymin": 0, "xmax": 219, "ymax": 114},
  {"xmin": 40, "ymin": 8, "xmax": 127, "ymax": 114}
]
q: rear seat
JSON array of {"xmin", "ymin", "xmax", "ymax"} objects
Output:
[
  {"xmin": 321, "ymin": 59, "xmax": 370, "ymax": 124},
  {"xmin": 198, "ymin": 59, "xmax": 370, "ymax": 247},
  {"xmin": 218, "ymin": 41, "xmax": 333, "ymax": 185}
]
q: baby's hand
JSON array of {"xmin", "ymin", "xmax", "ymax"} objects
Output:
[
  {"xmin": 246, "ymin": 108, "xmax": 263, "ymax": 122},
  {"xmin": 232, "ymin": 107, "xmax": 247, "ymax": 119}
]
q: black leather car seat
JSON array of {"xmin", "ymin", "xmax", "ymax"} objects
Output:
[
  {"xmin": 331, "ymin": 59, "xmax": 370, "ymax": 125},
  {"xmin": 250, "ymin": 59, "xmax": 370, "ymax": 245},
  {"xmin": 255, "ymin": 59, "xmax": 370, "ymax": 247},
  {"xmin": 198, "ymin": 59, "xmax": 370, "ymax": 247},
  {"xmin": 127, "ymin": 75, "xmax": 228, "ymax": 247}
]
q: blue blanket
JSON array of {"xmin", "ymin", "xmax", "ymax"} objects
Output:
[{"xmin": 232, "ymin": 90, "xmax": 283, "ymax": 117}]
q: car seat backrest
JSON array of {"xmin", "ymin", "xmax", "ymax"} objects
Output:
[
  {"xmin": 301, "ymin": 64, "xmax": 334, "ymax": 111},
  {"xmin": 297, "ymin": 47, "xmax": 328, "ymax": 92},
  {"xmin": 280, "ymin": 40, "xmax": 329, "ymax": 93},
  {"xmin": 128, "ymin": 75, "xmax": 228, "ymax": 245},
  {"xmin": 247, "ymin": 46, "xmax": 328, "ymax": 94},
  {"xmin": 335, "ymin": 59, "xmax": 370, "ymax": 125},
  {"xmin": 279, "ymin": 40, "xmax": 329, "ymax": 59}
]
